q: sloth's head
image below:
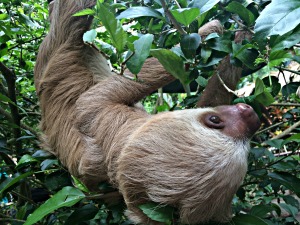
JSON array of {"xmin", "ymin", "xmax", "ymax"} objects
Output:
[{"xmin": 117, "ymin": 103, "xmax": 261, "ymax": 224}]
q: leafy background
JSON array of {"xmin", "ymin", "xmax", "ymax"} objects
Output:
[{"xmin": 0, "ymin": 0, "xmax": 300, "ymax": 224}]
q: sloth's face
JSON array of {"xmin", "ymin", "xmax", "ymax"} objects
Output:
[{"xmin": 199, "ymin": 103, "xmax": 261, "ymax": 139}]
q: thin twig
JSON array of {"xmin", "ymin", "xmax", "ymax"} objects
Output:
[
  {"xmin": 271, "ymin": 120, "xmax": 300, "ymax": 140},
  {"xmin": 215, "ymin": 71, "xmax": 238, "ymax": 96},
  {"xmin": 11, "ymin": 190, "xmax": 37, "ymax": 206},
  {"xmin": 231, "ymin": 16, "xmax": 254, "ymax": 34},
  {"xmin": 270, "ymin": 103, "xmax": 300, "ymax": 107},
  {"xmin": 0, "ymin": 218, "xmax": 26, "ymax": 223},
  {"xmin": 86, "ymin": 191, "xmax": 121, "ymax": 200},
  {"xmin": 275, "ymin": 66, "xmax": 300, "ymax": 76},
  {"xmin": 173, "ymin": 0, "xmax": 181, "ymax": 8},
  {"xmin": 160, "ymin": 0, "xmax": 186, "ymax": 35},
  {"xmin": 255, "ymin": 121, "xmax": 285, "ymax": 136}
]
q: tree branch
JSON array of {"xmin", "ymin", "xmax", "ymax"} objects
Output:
[{"xmin": 0, "ymin": 62, "xmax": 22, "ymax": 152}]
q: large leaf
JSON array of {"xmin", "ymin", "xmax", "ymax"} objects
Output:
[
  {"xmin": 24, "ymin": 187, "xmax": 85, "ymax": 225},
  {"xmin": 268, "ymin": 172, "xmax": 300, "ymax": 197},
  {"xmin": 254, "ymin": 0, "xmax": 300, "ymax": 40},
  {"xmin": 232, "ymin": 42, "xmax": 258, "ymax": 70},
  {"xmin": 180, "ymin": 33, "xmax": 201, "ymax": 59},
  {"xmin": 279, "ymin": 203, "xmax": 299, "ymax": 218},
  {"xmin": 73, "ymin": 8, "xmax": 95, "ymax": 16},
  {"xmin": 225, "ymin": 1, "xmax": 255, "ymax": 26},
  {"xmin": 282, "ymin": 82, "xmax": 300, "ymax": 98},
  {"xmin": 268, "ymin": 50, "xmax": 293, "ymax": 67},
  {"xmin": 250, "ymin": 204, "xmax": 277, "ymax": 218},
  {"xmin": 254, "ymin": 78, "xmax": 274, "ymax": 106},
  {"xmin": 232, "ymin": 214, "xmax": 270, "ymax": 225},
  {"xmin": 207, "ymin": 31, "xmax": 232, "ymax": 53},
  {"xmin": 150, "ymin": 49, "xmax": 188, "ymax": 84},
  {"xmin": 116, "ymin": 7, "xmax": 163, "ymax": 19},
  {"xmin": 83, "ymin": 29, "xmax": 97, "ymax": 43},
  {"xmin": 98, "ymin": 4, "xmax": 127, "ymax": 53},
  {"xmin": 16, "ymin": 154, "xmax": 38, "ymax": 169},
  {"xmin": 139, "ymin": 202, "xmax": 174, "ymax": 224},
  {"xmin": 65, "ymin": 203, "xmax": 99, "ymax": 224},
  {"xmin": 270, "ymin": 25, "xmax": 300, "ymax": 51},
  {"xmin": 0, "ymin": 93, "xmax": 15, "ymax": 104},
  {"xmin": 0, "ymin": 172, "xmax": 33, "ymax": 197},
  {"xmin": 126, "ymin": 34, "xmax": 154, "ymax": 75},
  {"xmin": 189, "ymin": 0, "xmax": 220, "ymax": 14},
  {"xmin": 170, "ymin": 8, "xmax": 200, "ymax": 26}
]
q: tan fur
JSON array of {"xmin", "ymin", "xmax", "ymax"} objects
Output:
[{"xmin": 35, "ymin": 0, "xmax": 260, "ymax": 224}]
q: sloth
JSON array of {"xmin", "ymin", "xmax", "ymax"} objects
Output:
[{"xmin": 34, "ymin": 0, "xmax": 261, "ymax": 224}]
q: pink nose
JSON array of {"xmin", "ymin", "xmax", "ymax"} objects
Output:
[{"xmin": 235, "ymin": 103, "xmax": 255, "ymax": 118}]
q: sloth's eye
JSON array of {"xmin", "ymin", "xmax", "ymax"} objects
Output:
[{"xmin": 209, "ymin": 115, "xmax": 221, "ymax": 124}]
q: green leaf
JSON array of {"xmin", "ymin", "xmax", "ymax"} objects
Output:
[
  {"xmin": 72, "ymin": 175, "xmax": 90, "ymax": 193},
  {"xmin": 0, "ymin": 14, "xmax": 8, "ymax": 20},
  {"xmin": 150, "ymin": 49, "xmax": 188, "ymax": 84},
  {"xmin": 198, "ymin": 51, "xmax": 226, "ymax": 67},
  {"xmin": 285, "ymin": 133, "xmax": 300, "ymax": 143},
  {"xmin": 264, "ymin": 139, "xmax": 284, "ymax": 149},
  {"xmin": 226, "ymin": 1, "xmax": 255, "ymax": 26},
  {"xmin": 24, "ymin": 187, "xmax": 85, "ymax": 225},
  {"xmin": 126, "ymin": 34, "xmax": 154, "ymax": 75},
  {"xmin": 254, "ymin": 0, "xmax": 300, "ymax": 40},
  {"xmin": 282, "ymin": 195, "xmax": 300, "ymax": 209},
  {"xmin": 204, "ymin": 32, "xmax": 219, "ymax": 41},
  {"xmin": 170, "ymin": 8, "xmax": 200, "ymax": 26},
  {"xmin": 207, "ymin": 31, "xmax": 232, "ymax": 53},
  {"xmin": 279, "ymin": 203, "xmax": 299, "ymax": 218},
  {"xmin": 83, "ymin": 29, "xmax": 97, "ymax": 43},
  {"xmin": 232, "ymin": 214, "xmax": 269, "ymax": 225},
  {"xmin": 262, "ymin": 76, "xmax": 281, "ymax": 97},
  {"xmin": 0, "ymin": 93, "xmax": 14, "ymax": 104},
  {"xmin": 232, "ymin": 42, "xmax": 258, "ymax": 70},
  {"xmin": 268, "ymin": 50, "xmax": 293, "ymax": 67},
  {"xmin": 254, "ymin": 78, "xmax": 274, "ymax": 106},
  {"xmin": 282, "ymin": 82, "xmax": 300, "ymax": 98},
  {"xmin": 73, "ymin": 8, "xmax": 95, "ymax": 16},
  {"xmin": 116, "ymin": 7, "xmax": 163, "ymax": 19},
  {"xmin": 200, "ymin": 46, "xmax": 212, "ymax": 63},
  {"xmin": 268, "ymin": 172, "xmax": 300, "ymax": 197},
  {"xmin": 189, "ymin": 0, "xmax": 220, "ymax": 14},
  {"xmin": 98, "ymin": 4, "xmax": 127, "ymax": 53},
  {"xmin": 40, "ymin": 159, "xmax": 59, "ymax": 170},
  {"xmin": 139, "ymin": 202, "xmax": 174, "ymax": 224},
  {"xmin": 180, "ymin": 33, "xmax": 201, "ymax": 59},
  {"xmin": 32, "ymin": 150, "xmax": 53, "ymax": 159},
  {"xmin": 196, "ymin": 76, "xmax": 208, "ymax": 87},
  {"xmin": 0, "ymin": 172, "xmax": 34, "ymax": 197},
  {"xmin": 254, "ymin": 78, "xmax": 265, "ymax": 96},
  {"xmin": 19, "ymin": 13, "xmax": 39, "ymax": 28},
  {"xmin": 44, "ymin": 171, "xmax": 72, "ymax": 192},
  {"xmin": 16, "ymin": 154, "xmax": 38, "ymax": 169},
  {"xmin": 250, "ymin": 204, "xmax": 276, "ymax": 218},
  {"xmin": 65, "ymin": 203, "xmax": 98, "ymax": 224},
  {"xmin": 271, "ymin": 161, "xmax": 298, "ymax": 172},
  {"xmin": 270, "ymin": 26, "xmax": 300, "ymax": 51}
]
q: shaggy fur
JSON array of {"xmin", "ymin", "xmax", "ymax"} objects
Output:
[{"xmin": 34, "ymin": 0, "xmax": 260, "ymax": 224}]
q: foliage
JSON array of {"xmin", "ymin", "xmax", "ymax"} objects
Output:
[{"xmin": 0, "ymin": 0, "xmax": 300, "ymax": 225}]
